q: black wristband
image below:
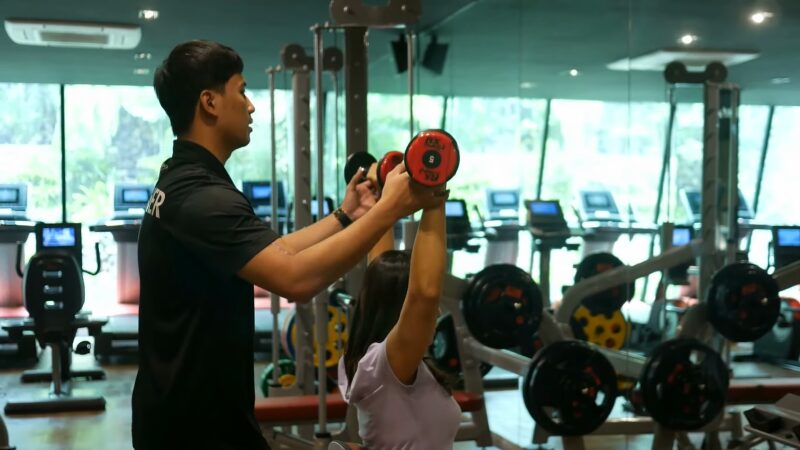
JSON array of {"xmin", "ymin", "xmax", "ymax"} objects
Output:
[{"xmin": 333, "ymin": 207, "xmax": 353, "ymax": 229}]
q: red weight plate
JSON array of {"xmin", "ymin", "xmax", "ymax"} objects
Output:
[
  {"xmin": 377, "ymin": 151, "xmax": 404, "ymax": 187},
  {"xmin": 404, "ymin": 129, "xmax": 460, "ymax": 187}
]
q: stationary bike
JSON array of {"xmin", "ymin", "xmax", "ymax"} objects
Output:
[{"xmin": 4, "ymin": 223, "xmax": 106, "ymax": 414}]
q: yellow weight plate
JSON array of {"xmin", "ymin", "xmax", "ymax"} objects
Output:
[
  {"xmin": 570, "ymin": 305, "xmax": 628, "ymax": 350},
  {"xmin": 288, "ymin": 305, "xmax": 348, "ymax": 368}
]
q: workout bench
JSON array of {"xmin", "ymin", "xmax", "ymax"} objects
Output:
[{"xmin": 255, "ymin": 390, "xmax": 487, "ymax": 447}]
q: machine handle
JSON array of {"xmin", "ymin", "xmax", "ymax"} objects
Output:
[
  {"xmin": 571, "ymin": 205, "xmax": 586, "ymax": 231},
  {"xmin": 82, "ymin": 242, "xmax": 102, "ymax": 276},
  {"xmin": 14, "ymin": 241, "xmax": 24, "ymax": 278},
  {"xmin": 471, "ymin": 205, "xmax": 486, "ymax": 234}
]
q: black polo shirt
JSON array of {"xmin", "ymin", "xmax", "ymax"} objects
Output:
[{"xmin": 133, "ymin": 140, "xmax": 278, "ymax": 450}]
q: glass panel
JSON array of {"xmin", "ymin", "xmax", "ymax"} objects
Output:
[
  {"xmin": 760, "ymin": 106, "xmax": 800, "ymax": 224},
  {"xmin": 64, "ymin": 85, "xmax": 172, "ymax": 223},
  {"xmin": 0, "ymin": 83, "xmax": 61, "ymax": 222},
  {"xmin": 64, "ymin": 85, "xmax": 172, "ymax": 310}
]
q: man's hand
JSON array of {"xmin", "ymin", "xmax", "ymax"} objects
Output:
[{"xmin": 340, "ymin": 167, "xmax": 377, "ymax": 220}]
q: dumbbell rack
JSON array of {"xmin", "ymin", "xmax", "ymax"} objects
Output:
[{"xmin": 440, "ymin": 271, "xmax": 753, "ymax": 450}]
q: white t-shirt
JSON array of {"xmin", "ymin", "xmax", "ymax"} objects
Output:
[{"xmin": 338, "ymin": 341, "xmax": 461, "ymax": 450}]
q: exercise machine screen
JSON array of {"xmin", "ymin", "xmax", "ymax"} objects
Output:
[
  {"xmin": 529, "ymin": 201, "xmax": 559, "ymax": 216},
  {"xmin": 311, "ymin": 198, "xmax": 333, "ymax": 217},
  {"xmin": 114, "ymin": 184, "xmax": 152, "ymax": 218},
  {"xmin": 682, "ymin": 189, "xmax": 753, "ymax": 222},
  {"xmin": 579, "ymin": 189, "xmax": 620, "ymax": 221},
  {"xmin": 773, "ymin": 226, "xmax": 800, "ymax": 270},
  {"xmin": 42, "ymin": 227, "xmax": 76, "ymax": 248},
  {"xmin": 0, "ymin": 188, "xmax": 19, "ymax": 204},
  {"xmin": 672, "ymin": 227, "xmax": 692, "ymax": 247},
  {"xmin": 243, "ymin": 181, "xmax": 287, "ymax": 209},
  {"xmin": 485, "ymin": 188, "xmax": 519, "ymax": 220},
  {"xmin": 121, "ymin": 188, "xmax": 150, "ymax": 204},
  {"xmin": 0, "ymin": 184, "xmax": 27, "ymax": 217},
  {"xmin": 445, "ymin": 200, "xmax": 466, "ymax": 218},
  {"xmin": 777, "ymin": 228, "xmax": 800, "ymax": 247},
  {"xmin": 491, "ymin": 191, "xmax": 518, "ymax": 207},
  {"xmin": 252, "ymin": 185, "xmax": 272, "ymax": 201}
]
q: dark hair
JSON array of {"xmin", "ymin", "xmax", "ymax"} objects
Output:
[
  {"xmin": 344, "ymin": 250, "xmax": 453, "ymax": 393},
  {"xmin": 153, "ymin": 40, "xmax": 244, "ymax": 136}
]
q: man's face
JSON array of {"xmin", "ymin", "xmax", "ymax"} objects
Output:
[{"xmin": 217, "ymin": 73, "xmax": 255, "ymax": 150}]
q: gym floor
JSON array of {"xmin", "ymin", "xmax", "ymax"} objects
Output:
[{"xmin": 1, "ymin": 343, "xmax": 797, "ymax": 450}]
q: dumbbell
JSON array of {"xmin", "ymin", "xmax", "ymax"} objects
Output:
[{"xmin": 342, "ymin": 129, "xmax": 460, "ymax": 189}]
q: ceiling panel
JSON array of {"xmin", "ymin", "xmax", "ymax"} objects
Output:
[{"xmin": 1, "ymin": 0, "xmax": 799, "ymax": 104}]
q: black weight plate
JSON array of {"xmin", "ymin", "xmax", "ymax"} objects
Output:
[
  {"xmin": 430, "ymin": 315, "xmax": 492, "ymax": 377},
  {"xmin": 640, "ymin": 338, "xmax": 729, "ymax": 430},
  {"xmin": 463, "ymin": 265, "xmax": 543, "ymax": 349},
  {"xmin": 462, "ymin": 265, "xmax": 506, "ymax": 346},
  {"xmin": 523, "ymin": 340, "xmax": 618, "ymax": 436},
  {"xmin": 707, "ymin": 262, "xmax": 780, "ymax": 342},
  {"xmin": 343, "ymin": 152, "xmax": 377, "ymax": 185},
  {"xmin": 574, "ymin": 252, "xmax": 635, "ymax": 313}
]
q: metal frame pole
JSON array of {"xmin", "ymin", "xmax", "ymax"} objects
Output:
[
  {"xmin": 344, "ymin": 27, "xmax": 368, "ymax": 157},
  {"xmin": 746, "ymin": 105, "xmax": 774, "ymax": 253},
  {"xmin": 699, "ymin": 82, "xmax": 722, "ymax": 303},
  {"xmin": 641, "ymin": 96, "xmax": 678, "ymax": 300},
  {"xmin": 312, "ymin": 25, "xmax": 330, "ymax": 439},
  {"xmin": 535, "ymin": 99, "xmax": 551, "ymax": 199},
  {"xmin": 281, "ymin": 44, "xmax": 316, "ymax": 399},
  {"xmin": 407, "ymin": 29, "xmax": 415, "ymax": 139},
  {"xmin": 267, "ymin": 67, "xmax": 282, "ymax": 387},
  {"xmin": 723, "ymin": 87, "xmax": 740, "ymax": 263}
]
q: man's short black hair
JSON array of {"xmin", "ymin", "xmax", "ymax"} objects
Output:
[{"xmin": 154, "ymin": 40, "xmax": 244, "ymax": 136}]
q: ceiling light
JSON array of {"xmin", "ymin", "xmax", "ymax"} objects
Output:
[
  {"xmin": 134, "ymin": 52, "xmax": 151, "ymax": 60},
  {"xmin": 520, "ymin": 81, "xmax": 536, "ymax": 89},
  {"xmin": 568, "ymin": 69, "xmax": 579, "ymax": 77},
  {"xmin": 133, "ymin": 68, "xmax": 150, "ymax": 75},
  {"xmin": 607, "ymin": 49, "xmax": 759, "ymax": 72},
  {"xmin": 750, "ymin": 11, "xmax": 773, "ymax": 24},
  {"xmin": 138, "ymin": 10, "xmax": 159, "ymax": 20},
  {"xmin": 679, "ymin": 34, "xmax": 698, "ymax": 45},
  {"xmin": 770, "ymin": 77, "xmax": 790, "ymax": 85}
]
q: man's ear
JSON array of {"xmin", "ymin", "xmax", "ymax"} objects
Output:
[{"xmin": 199, "ymin": 90, "xmax": 217, "ymax": 116}]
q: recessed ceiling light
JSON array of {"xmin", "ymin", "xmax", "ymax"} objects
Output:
[
  {"xmin": 138, "ymin": 9, "xmax": 159, "ymax": 20},
  {"xmin": 771, "ymin": 77, "xmax": 790, "ymax": 85},
  {"xmin": 568, "ymin": 69, "xmax": 579, "ymax": 77},
  {"xmin": 134, "ymin": 52, "xmax": 152, "ymax": 60},
  {"xmin": 133, "ymin": 68, "xmax": 150, "ymax": 75},
  {"xmin": 679, "ymin": 34, "xmax": 698, "ymax": 45},
  {"xmin": 520, "ymin": 81, "xmax": 536, "ymax": 89},
  {"xmin": 750, "ymin": 11, "xmax": 773, "ymax": 24}
]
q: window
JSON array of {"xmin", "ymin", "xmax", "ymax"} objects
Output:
[
  {"xmin": 445, "ymin": 96, "xmax": 546, "ymax": 213},
  {"xmin": 0, "ymin": 83, "xmax": 61, "ymax": 222},
  {"xmin": 758, "ymin": 106, "xmax": 800, "ymax": 224},
  {"xmin": 64, "ymin": 85, "xmax": 172, "ymax": 223}
]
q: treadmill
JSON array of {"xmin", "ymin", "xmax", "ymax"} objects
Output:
[
  {"xmin": 444, "ymin": 199, "xmax": 480, "ymax": 273},
  {"xmin": 576, "ymin": 188, "xmax": 656, "ymax": 256},
  {"xmin": 88, "ymin": 184, "xmax": 150, "ymax": 361},
  {"xmin": 483, "ymin": 188, "xmax": 521, "ymax": 266},
  {"xmin": 525, "ymin": 199, "xmax": 578, "ymax": 307},
  {"xmin": 242, "ymin": 180, "xmax": 288, "ymax": 234},
  {"xmin": 0, "ymin": 184, "xmax": 37, "ymax": 365}
]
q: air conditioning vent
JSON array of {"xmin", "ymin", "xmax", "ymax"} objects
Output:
[{"xmin": 4, "ymin": 18, "xmax": 141, "ymax": 49}]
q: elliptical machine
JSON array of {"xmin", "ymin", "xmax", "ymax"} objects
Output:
[{"xmin": 4, "ymin": 223, "xmax": 106, "ymax": 414}]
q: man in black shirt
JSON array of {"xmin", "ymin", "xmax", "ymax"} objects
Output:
[{"xmin": 133, "ymin": 40, "xmax": 432, "ymax": 449}]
